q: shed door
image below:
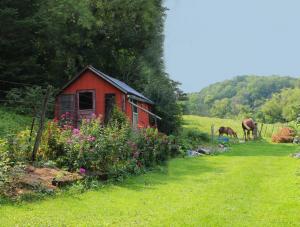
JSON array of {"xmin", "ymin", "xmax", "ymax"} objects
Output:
[{"xmin": 77, "ymin": 90, "xmax": 95, "ymax": 123}]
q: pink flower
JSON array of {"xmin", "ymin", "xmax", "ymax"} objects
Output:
[
  {"xmin": 79, "ymin": 168, "xmax": 86, "ymax": 174},
  {"xmin": 87, "ymin": 135, "xmax": 96, "ymax": 142},
  {"xmin": 72, "ymin": 128, "xmax": 80, "ymax": 135}
]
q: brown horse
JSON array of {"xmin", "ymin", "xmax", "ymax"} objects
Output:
[
  {"xmin": 242, "ymin": 118, "xmax": 257, "ymax": 141},
  {"xmin": 219, "ymin": 126, "xmax": 238, "ymax": 138}
]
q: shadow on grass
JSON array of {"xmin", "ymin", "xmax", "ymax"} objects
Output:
[
  {"xmin": 0, "ymin": 157, "xmax": 223, "ymax": 206},
  {"xmin": 118, "ymin": 157, "xmax": 223, "ymax": 191},
  {"xmin": 222, "ymin": 140, "xmax": 299, "ymax": 157}
]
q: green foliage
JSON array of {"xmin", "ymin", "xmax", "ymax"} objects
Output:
[
  {"xmin": 133, "ymin": 128, "xmax": 171, "ymax": 168},
  {"xmin": 0, "ymin": 139, "xmax": 25, "ymax": 197},
  {"xmin": 261, "ymin": 88, "xmax": 300, "ymax": 123},
  {"xmin": 39, "ymin": 113, "xmax": 177, "ymax": 180},
  {"xmin": 108, "ymin": 107, "xmax": 130, "ymax": 127},
  {"xmin": 5, "ymin": 130, "xmax": 33, "ymax": 162},
  {"xmin": 0, "ymin": 0, "xmax": 181, "ymax": 133},
  {"xmin": 5, "ymin": 86, "xmax": 55, "ymax": 117},
  {"xmin": 0, "ymin": 107, "xmax": 32, "ymax": 138},
  {"xmin": 177, "ymin": 127, "xmax": 210, "ymax": 151}
]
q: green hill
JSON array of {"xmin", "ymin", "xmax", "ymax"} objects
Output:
[{"xmin": 184, "ymin": 75, "xmax": 300, "ymax": 122}]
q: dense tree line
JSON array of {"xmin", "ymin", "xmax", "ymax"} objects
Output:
[
  {"xmin": 184, "ymin": 75, "xmax": 300, "ymax": 123},
  {"xmin": 0, "ymin": 0, "xmax": 182, "ymax": 134}
]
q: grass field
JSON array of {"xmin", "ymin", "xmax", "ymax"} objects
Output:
[
  {"xmin": 0, "ymin": 107, "xmax": 32, "ymax": 138},
  {"xmin": 183, "ymin": 115, "xmax": 286, "ymax": 139},
  {"xmin": 1, "ymin": 141, "xmax": 300, "ymax": 226}
]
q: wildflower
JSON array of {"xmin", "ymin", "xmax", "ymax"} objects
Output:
[
  {"xmin": 79, "ymin": 168, "xmax": 86, "ymax": 174},
  {"xmin": 72, "ymin": 128, "xmax": 80, "ymax": 135},
  {"xmin": 87, "ymin": 135, "xmax": 96, "ymax": 142}
]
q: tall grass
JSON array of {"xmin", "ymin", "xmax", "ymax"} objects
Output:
[{"xmin": 0, "ymin": 107, "xmax": 32, "ymax": 138}]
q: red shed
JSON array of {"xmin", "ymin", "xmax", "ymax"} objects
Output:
[{"xmin": 55, "ymin": 65, "xmax": 161, "ymax": 128}]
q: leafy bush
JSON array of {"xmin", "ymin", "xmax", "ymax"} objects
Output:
[
  {"xmin": 5, "ymin": 86, "xmax": 55, "ymax": 118},
  {"xmin": 186, "ymin": 129, "xmax": 210, "ymax": 142},
  {"xmin": 133, "ymin": 128, "xmax": 171, "ymax": 168},
  {"xmin": 2, "ymin": 107, "xmax": 180, "ymax": 187},
  {"xmin": 0, "ymin": 107, "xmax": 32, "ymax": 139},
  {"xmin": 0, "ymin": 140, "xmax": 25, "ymax": 197}
]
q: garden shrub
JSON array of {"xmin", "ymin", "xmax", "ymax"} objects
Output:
[
  {"xmin": 2, "ymin": 108, "xmax": 180, "ymax": 184},
  {"xmin": 178, "ymin": 128, "xmax": 210, "ymax": 151},
  {"xmin": 48, "ymin": 112, "xmax": 134, "ymax": 179},
  {"xmin": 40, "ymin": 121, "xmax": 67, "ymax": 160},
  {"xmin": 5, "ymin": 130, "xmax": 33, "ymax": 162},
  {"xmin": 133, "ymin": 128, "xmax": 172, "ymax": 168},
  {"xmin": 0, "ymin": 141, "xmax": 25, "ymax": 197},
  {"xmin": 186, "ymin": 129, "xmax": 210, "ymax": 142}
]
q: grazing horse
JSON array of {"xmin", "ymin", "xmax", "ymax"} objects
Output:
[
  {"xmin": 242, "ymin": 118, "xmax": 257, "ymax": 141},
  {"xmin": 219, "ymin": 126, "xmax": 238, "ymax": 138}
]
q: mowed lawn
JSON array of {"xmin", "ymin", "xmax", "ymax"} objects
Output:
[{"xmin": 1, "ymin": 142, "xmax": 300, "ymax": 226}]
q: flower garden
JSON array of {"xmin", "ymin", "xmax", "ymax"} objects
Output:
[{"xmin": 0, "ymin": 109, "xmax": 181, "ymax": 198}]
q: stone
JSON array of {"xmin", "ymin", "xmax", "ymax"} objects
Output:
[
  {"xmin": 292, "ymin": 152, "xmax": 300, "ymax": 159},
  {"xmin": 197, "ymin": 147, "xmax": 211, "ymax": 154}
]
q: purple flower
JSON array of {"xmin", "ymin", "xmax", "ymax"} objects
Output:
[
  {"xmin": 79, "ymin": 168, "xmax": 86, "ymax": 174},
  {"xmin": 87, "ymin": 135, "xmax": 96, "ymax": 142},
  {"xmin": 72, "ymin": 128, "xmax": 80, "ymax": 135}
]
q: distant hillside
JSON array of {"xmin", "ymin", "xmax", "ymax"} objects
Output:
[{"xmin": 184, "ymin": 75, "xmax": 300, "ymax": 122}]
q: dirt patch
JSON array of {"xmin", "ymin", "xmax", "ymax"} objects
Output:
[{"xmin": 10, "ymin": 166, "xmax": 82, "ymax": 197}]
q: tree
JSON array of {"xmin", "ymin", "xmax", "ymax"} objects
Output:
[{"xmin": 1, "ymin": 0, "xmax": 181, "ymax": 133}]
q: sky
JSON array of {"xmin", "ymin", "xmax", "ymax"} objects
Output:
[{"xmin": 164, "ymin": 0, "xmax": 300, "ymax": 92}]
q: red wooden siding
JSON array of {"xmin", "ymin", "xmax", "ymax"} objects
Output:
[{"xmin": 55, "ymin": 70, "xmax": 152, "ymax": 128}]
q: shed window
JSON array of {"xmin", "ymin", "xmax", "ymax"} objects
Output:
[
  {"xmin": 79, "ymin": 92, "xmax": 93, "ymax": 110},
  {"xmin": 59, "ymin": 94, "xmax": 75, "ymax": 116}
]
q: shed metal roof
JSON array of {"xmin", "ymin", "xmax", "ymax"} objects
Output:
[{"xmin": 59, "ymin": 65, "xmax": 154, "ymax": 105}]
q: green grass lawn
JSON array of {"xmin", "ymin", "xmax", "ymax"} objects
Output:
[{"xmin": 1, "ymin": 141, "xmax": 300, "ymax": 226}]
